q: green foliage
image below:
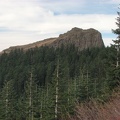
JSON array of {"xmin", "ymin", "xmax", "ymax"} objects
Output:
[
  {"xmin": 0, "ymin": 44, "xmax": 119, "ymax": 119},
  {"xmin": 0, "ymin": 80, "xmax": 17, "ymax": 120}
]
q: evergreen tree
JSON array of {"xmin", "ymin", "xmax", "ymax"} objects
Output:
[
  {"xmin": 0, "ymin": 80, "xmax": 17, "ymax": 120},
  {"xmin": 112, "ymin": 6, "xmax": 120, "ymax": 67},
  {"xmin": 55, "ymin": 58, "xmax": 59, "ymax": 120},
  {"xmin": 23, "ymin": 69, "xmax": 38, "ymax": 120},
  {"xmin": 110, "ymin": 6, "xmax": 120, "ymax": 88}
]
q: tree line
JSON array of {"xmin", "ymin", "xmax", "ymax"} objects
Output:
[{"xmin": 0, "ymin": 44, "xmax": 119, "ymax": 120}]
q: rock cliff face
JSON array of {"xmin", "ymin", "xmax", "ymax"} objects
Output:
[
  {"xmin": 50, "ymin": 27, "xmax": 104, "ymax": 50},
  {"xmin": 1, "ymin": 38, "xmax": 57, "ymax": 54},
  {"xmin": 1, "ymin": 27, "xmax": 104, "ymax": 54}
]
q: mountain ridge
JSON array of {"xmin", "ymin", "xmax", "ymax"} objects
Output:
[{"xmin": 1, "ymin": 27, "xmax": 104, "ymax": 54}]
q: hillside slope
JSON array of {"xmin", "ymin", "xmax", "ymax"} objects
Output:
[
  {"xmin": 69, "ymin": 88, "xmax": 120, "ymax": 120},
  {"xmin": 1, "ymin": 27, "xmax": 104, "ymax": 54}
]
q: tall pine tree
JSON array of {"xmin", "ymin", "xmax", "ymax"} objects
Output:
[
  {"xmin": 112, "ymin": 6, "xmax": 120, "ymax": 67},
  {"xmin": 111, "ymin": 5, "xmax": 120, "ymax": 88}
]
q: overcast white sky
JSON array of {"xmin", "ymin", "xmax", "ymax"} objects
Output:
[{"xmin": 0, "ymin": 0, "xmax": 119, "ymax": 51}]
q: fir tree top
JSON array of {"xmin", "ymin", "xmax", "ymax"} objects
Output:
[{"xmin": 112, "ymin": 5, "xmax": 120, "ymax": 43}]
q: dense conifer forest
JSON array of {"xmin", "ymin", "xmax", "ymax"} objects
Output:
[{"xmin": 0, "ymin": 44, "xmax": 119, "ymax": 120}]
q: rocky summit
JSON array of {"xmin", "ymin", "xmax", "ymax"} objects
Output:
[
  {"xmin": 50, "ymin": 27, "xmax": 104, "ymax": 50},
  {"xmin": 1, "ymin": 27, "xmax": 104, "ymax": 54}
]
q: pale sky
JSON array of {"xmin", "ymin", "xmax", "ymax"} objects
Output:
[{"xmin": 0, "ymin": 0, "xmax": 119, "ymax": 51}]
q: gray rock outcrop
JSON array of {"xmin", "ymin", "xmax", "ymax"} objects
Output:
[{"xmin": 50, "ymin": 27, "xmax": 104, "ymax": 50}]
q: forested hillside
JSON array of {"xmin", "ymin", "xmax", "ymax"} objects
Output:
[{"xmin": 0, "ymin": 44, "xmax": 119, "ymax": 120}]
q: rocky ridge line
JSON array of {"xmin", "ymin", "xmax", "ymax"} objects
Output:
[{"xmin": 1, "ymin": 27, "xmax": 104, "ymax": 54}]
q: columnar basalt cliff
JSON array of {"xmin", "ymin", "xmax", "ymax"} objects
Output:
[
  {"xmin": 50, "ymin": 27, "xmax": 104, "ymax": 50},
  {"xmin": 1, "ymin": 27, "xmax": 104, "ymax": 54}
]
